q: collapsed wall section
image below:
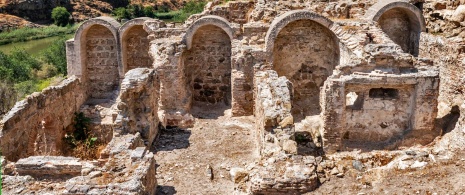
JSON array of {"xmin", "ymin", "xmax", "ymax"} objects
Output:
[
  {"xmin": 114, "ymin": 68, "xmax": 160, "ymax": 147},
  {"xmin": 0, "ymin": 77, "xmax": 86, "ymax": 161}
]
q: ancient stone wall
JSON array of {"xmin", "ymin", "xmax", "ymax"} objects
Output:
[
  {"xmin": 85, "ymin": 24, "xmax": 119, "ymax": 99},
  {"xmin": 273, "ymin": 19, "xmax": 339, "ymax": 122},
  {"xmin": 0, "ymin": 77, "xmax": 86, "ymax": 161},
  {"xmin": 254, "ymin": 70, "xmax": 296, "ymax": 155},
  {"xmin": 184, "ymin": 25, "xmax": 232, "ymax": 106},
  {"xmin": 322, "ymin": 70, "xmax": 439, "ymax": 152},
  {"xmin": 343, "ymin": 84, "xmax": 416, "ymax": 145},
  {"xmin": 122, "ymin": 25, "xmax": 152, "ymax": 72}
]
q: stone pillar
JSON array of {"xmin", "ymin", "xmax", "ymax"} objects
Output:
[
  {"xmin": 145, "ymin": 19, "xmax": 194, "ymax": 128},
  {"xmin": 65, "ymin": 39, "xmax": 78, "ymax": 77},
  {"xmin": 231, "ymin": 41, "xmax": 256, "ymax": 116},
  {"xmin": 320, "ymin": 79, "xmax": 345, "ymax": 153}
]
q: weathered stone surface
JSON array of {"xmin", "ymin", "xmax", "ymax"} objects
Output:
[{"xmin": 15, "ymin": 156, "xmax": 82, "ymax": 179}]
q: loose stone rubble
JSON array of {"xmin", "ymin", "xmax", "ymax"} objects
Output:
[{"xmin": 2, "ymin": 0, "xmax": 465, "ymax": 194}]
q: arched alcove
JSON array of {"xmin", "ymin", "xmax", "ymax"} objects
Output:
[
  {"xmin": 74, "ymin": 17, "xmax": 121, "ymax": 100},
  {"xmin": 183, "ymin": 24, "xmax": 232, "ymax": 110},
  {"xmin": 119, "ymin": 18, "xmax": 152, "ymax": 73},
  {"xmin": 266, "ymin": 11, "xmax": 340, "ymax": 122},
  {"xmin": 365, "ymin": 1, "xmax": 426, "ymax": 56}
]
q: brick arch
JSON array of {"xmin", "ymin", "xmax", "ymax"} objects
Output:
[
  {"xmin": 183, "ymin": 15, "xmax": 234, "ymax": 50},
  {"xmin": 266, "ymin": 10, "xmax": 341, "ymax": 122},
  {"xmin": 265, "ymin": 10, "xmax": 340, "ymax": 57},
  {"xmin": 74, "ymin": 17, "xmax": 122, "ymax": 99},
  {"xmin": 365, "ymin": 0, "xmax": 426, "ymax": 56},
  {"xmin": 119, "ymin": 17, "xmax": 152, "ymax": 73},
  {"xmin": 183, "ymin": 24, "xmax": 232, "ymax": 109}
]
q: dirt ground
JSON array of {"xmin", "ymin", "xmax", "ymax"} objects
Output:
[
  {"xmin": 312, "ymin": 152, "xmax": 465, "ymax": 195},
  {"xmin": 152, "ymin": 103, "xmax": 260, "ymax": 194}
]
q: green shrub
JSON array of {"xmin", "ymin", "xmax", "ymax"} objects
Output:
[
  {"xmin": 143, "ymin": 6, "xmax": 155, "ymax": 18},
  {"xmin": 51, "ymin": 7, "xmax": 71, "ymax": 27},
  {"xmin": 41, "ymin": 37, "xmax": 68, "ymax": 75},
  {"xmin": 0, "ymin": 80, "xmax": 17, "ymax": 116},
  {"xmin": 182, "ymin": 1, "xmax": 207, "ymax": 14},
  {"xmin": 65, "ymin": 112, "xmax": 97, "ymax": 149},
  {"xmin": 113, "ymin": 7, "xmax": 132, "ymax": 21}
]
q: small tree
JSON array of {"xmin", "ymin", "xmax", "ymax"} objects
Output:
[{"xmin": 51, "ymin": 7, "xmax": 70, "ymax": 27}]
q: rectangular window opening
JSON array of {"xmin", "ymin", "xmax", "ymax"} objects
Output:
[{"xmin": 369, "ymin": 88, "xmax": 399, "ymax": 99}]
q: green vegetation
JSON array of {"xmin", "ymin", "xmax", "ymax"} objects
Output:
[
  {"xmin": 0, "ymin": 24, "xmax": 78, "ymax": 45},
  {"xmin": 65, "ymin": 112, "xmax": 101, "ymax": 160},
  {"xmin": 0, "ymin": 37, "xmax": 69, "ymax": 115},
  {"xmin": 112, "ymin": 1, "xmax": 207, "ymax": 23},
  {"xmin": 65, "ymin": 112, "xmax": 95, "ymax": 147},
  {"xmin": 51, "ymin": 7, "xmax": 71, "ymax": 27}
]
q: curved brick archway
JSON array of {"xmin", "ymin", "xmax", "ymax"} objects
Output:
[
  {"xmin": 265, "ymin": 10, "xmax": 339, "ymax": 56},
  {"xmin": 119, "ymin": 17, "xmax": 153, "ymax": 73},
  {"xmin": 267, "ymin": 11, "xmax": 340, "ymax": 122},
  {"xmin": 365, "ymin": 0, "xmax": 426, "ymax": 56},
  {"xmin": 183, "ymin": 15, "xmax": 234, "ymax": 50},
  {"xmin": 183, "ymin": 24, "xmax": 232, "ymax": 109},
  {"xmin": 74, "ymin": 17, "xmax": 121, "ymax": 99}
]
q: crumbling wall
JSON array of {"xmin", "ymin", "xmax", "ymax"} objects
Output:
[
  {"xmin": 3, "ymin": 134, "xmax": 157, "ymax": 195},
  {"xmin": 184, "ymin": 25, "xmax": 232, "ymax": 105},
  {"xmin": 85, "ymin": 25, "xmax": 119, "ymax": 99},
  {"xmin": 272, "ymin": 19, "xmax": 339, "ymax": 121},
  {"xmin": 254, "ymin": 70, "xmax": 295, "ymax": 156},
  {"xmin": 122, "ymin": 25, "xmax": 152, "ymax": 71},
  {"xmin": 114, "ymin": 68, "xmax": 160, "ymax": 146},
  {"xmin": 0, "ymin": 77, "xmax": 86, "ymax": 161}
]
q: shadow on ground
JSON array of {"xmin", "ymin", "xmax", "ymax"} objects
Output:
[
  {"xmin": 156, "ymin": 185, "xmax": 177, "ymax": 195},
  {"xmin": 152, "ymin": 126, "xmax": 191, "ymax": 152}
]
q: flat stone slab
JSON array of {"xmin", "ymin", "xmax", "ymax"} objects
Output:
[{"xmin": 15, "ymin": 156, "xmax": 82, "ymax": 179}]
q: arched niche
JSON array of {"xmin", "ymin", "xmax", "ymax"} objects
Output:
[
  {"xmin": 119, "ymin": 17, "xmax": 153, "ymax": 73},
  {"xmin": 183, "ymin": 22, "xmax": 232, "ymax": 110},
  {"xmin": 74, "ymin": 17, "xmax": 121, "ymax": 99},
  {"xmin": 365, "ymin": 1, "xmax": 426, "ymax": 56},
  {"xmin": 266, "ymin": 10, "xmax": 340, "ymax": 122}
]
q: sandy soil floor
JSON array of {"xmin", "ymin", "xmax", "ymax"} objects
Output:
[{"xmin": 152, "ymin": 103, "xmax": 260, "ymax": 194}]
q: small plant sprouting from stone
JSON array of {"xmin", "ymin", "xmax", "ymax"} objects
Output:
[{"xmin": 65, "ymin": 112, "xmax": 100, "ymax": 159}]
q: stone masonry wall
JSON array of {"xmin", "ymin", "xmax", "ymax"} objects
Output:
[
  {"xmin": 273, "ymin": 19, "xmax": 339, "ymax": 122},
  {"xmin": 343, "ymin": 84, "xmax": 415, "ymax": 145},
  {"xmin": 124, "ymin": 25, "xmax": 152, "ymax": 71},
  {"xmin": 184, "ymin": 25, "xmax": 232, "ymax": 106},
  {"xmin": 114, "ymin": 68, "xmax": 160, "ymax": 147},
  {"xmin": 0, "ymin": 77, "xmax": 86, "ymax": 161},
  {"xmin": 85, "ymin": 25, "xmax": 119, "ymax": 99}
]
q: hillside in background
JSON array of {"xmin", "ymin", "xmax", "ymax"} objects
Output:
[{"xmin": 0, "ymin": 0, "xmax": 186, "ymax": 31}]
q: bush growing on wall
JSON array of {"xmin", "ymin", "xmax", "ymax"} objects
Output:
[{"xmin": 51, "ymin": 7, "xmax": 71, "ymax": 27}]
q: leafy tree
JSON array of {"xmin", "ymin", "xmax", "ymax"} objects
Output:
[
  {"xmin": 113, "ymin": 7, "xmax": 131, "ymax": 21},
  {"xmin": 182, "ymin": 1, "xmax": 206, "ymax": 14},
  {"xmin": 51, "ymin": 7, "xmax": 71, "ymax": 27},
  {"xmin": 143, "ymin": 6, "xmax": 155, "ymax": 18},
  {"xmin": 42, "ymin": 37, "xmax": 67, "ymax": 75}
]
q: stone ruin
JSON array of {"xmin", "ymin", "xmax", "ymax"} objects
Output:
[{"xmin": 3, "ymin": 0, "xmax": 465, "ymax": 194}]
